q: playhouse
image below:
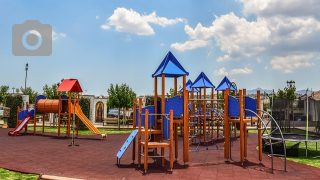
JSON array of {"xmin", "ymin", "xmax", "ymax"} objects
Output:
[{"xmin": 8, "ymin": 79, "xmax": 106, "ymax": 140}]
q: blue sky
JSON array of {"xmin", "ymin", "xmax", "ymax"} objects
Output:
[{"xmin": 0, "ymin": 0, "xmax": 319, "ymax": 96}]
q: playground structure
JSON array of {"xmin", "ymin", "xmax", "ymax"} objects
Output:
[
  {"xmin": 8, "ymin": 79, "xmax": 106, "ymax": 140},
  {"xmin": 115, "ymin": 51, "xmax": 287, "ymax": 173}
]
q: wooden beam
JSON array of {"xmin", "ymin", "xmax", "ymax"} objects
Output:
[
  {"xmin": 224, "ymin": 88, "xmax": 230, "ymax": 159},
  {"xmin": 239, "ymin": 89, "xmax": 244, "ymax": 164},
  {"xmin": 243, "ymin": 89, "xmax": 247, "ymax": 158},
  {"xmin": 132, "ymin": 99, "xmax": 136, "ymax": 163},
  {"xmin": 257, "ymin": 90, "xmax": 262, "ymax": 163},
  {"xmin": 170, "ymin": 110, "xmax": 174, "ymax": 170},
  {"xmin": 138, "ymin": 98, "xmax": 142, "ymax": 167},
  {"xmin": 154, "ymin": 77, "xmax": 158, "ymax": 156},
  {"xmin": 144, "ymin": 109, "xmax": 149, "ymax": 172},
  {"xmin": 183, "ymin": 75, "xmax": 189, "ymax": 163},
  {"xmin": 204, "ymin": 87, "xmax": 206, "ymax": 142}
]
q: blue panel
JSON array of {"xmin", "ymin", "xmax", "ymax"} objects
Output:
[
  {"xmin": 135, "ymin": 106, "xmax": 155, "ymax": 127},
  {"xmin": 163, "ymin": 96, "xmax": 184, "ymax": 139},
  {"xmin": 61, "ymin": 95, "xmax": 68, "ymax": 99},
  {"xmin": 228, "ymin": 96, "xmax": 239, "ymax": 117},
  {"xmin": 165, "ymin": 96, "xmax": 183, "ymax": 118},
  {"xmin": 245, "ymin": 97, "xmax": 257, "ymax": 116},
  {"xmin": 18, "ymin": 110, "xmax": 28, "ymax": 120},
  {"xmin": 30, "ymin": 110, "xmax": 34, "ymax": 119},
  {"xmin": 116, "ymin": 130, "xmax": 138, "ymax": 159}
]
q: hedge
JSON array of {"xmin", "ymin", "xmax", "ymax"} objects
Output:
[
  {"xmin": 78, "ymin": 97, "xmax": 90, "ymax": 130},
  {"xmin": 5, "ymin": 94, "xmax": 23, "ymax": 128}
]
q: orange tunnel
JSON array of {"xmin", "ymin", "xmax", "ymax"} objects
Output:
[{"xmin": 37, "ymin": 99, "xmax": 59, "ymax": 113}]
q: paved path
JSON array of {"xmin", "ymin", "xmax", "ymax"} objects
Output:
[{"xmin": 1, "ymin": 129, "xmax": 320, "ymax": 180}]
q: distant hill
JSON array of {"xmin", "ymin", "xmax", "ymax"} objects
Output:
[{"xmin": 246, "ymin": 88, "xmax": 273, "ymax": 95}]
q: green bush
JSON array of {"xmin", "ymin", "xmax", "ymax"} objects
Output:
[
  {"xmin": 5, "ymin": 94, "xmax": 23, "ymax": 128},
  {"xmin": 78, "ymin": 97, "xmax": 90, "ymax": 130}
]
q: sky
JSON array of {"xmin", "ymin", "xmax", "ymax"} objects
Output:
[{"xmin": 0, "ymin": 0, "xmax": 319, "ymax": 96}]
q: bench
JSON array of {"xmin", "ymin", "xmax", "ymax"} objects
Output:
[{"xmin": 103, "ymin": 118, "xmax": 118, "ymax": 126}]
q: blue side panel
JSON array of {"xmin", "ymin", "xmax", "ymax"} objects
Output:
[
  {"xmin": 165, "ymin": 96, "xmax": 183, "ymax": 118},
  {"xmin": 30, "ymin": 109, "xmax": 35, "ymax": 119},
  {"xmin": 116, "ymin": 130, "xmax": 138, "ymax": 159},
  {"xmin": 163, "ymin": 96, "xmax": 184, "ymax": 139},
  {"xmin": 35, "ymin": 95, "xmax": 46, "ymax": 115},
  {"xmin": 157, "ymin": 100, "xmax": 161, "ymax": 120},
  {"xmin": 228, "ymin": 97, "xmax": 239, "ymax": 117},
  {"xmin": 245, "ymin": 97, "xmax": 257, "ymax": 116},
  {"xmin": 61, "ymin": 95, "xmax": 68, "ymax": 99},
  {"xmin": 135, "ymin": 106, "xmax": 155, "ymax": 127},
  {"xmin": 18, "ymin": 110, "xmax": 28, "ymax": 120}
]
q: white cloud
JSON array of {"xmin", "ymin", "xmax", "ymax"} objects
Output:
[
  {"xmin": 102, "ymin": 7, "xmax": 185, "ymax": 36},
  {"xmin": 171, "ymin": 0, "xmax": 320, "ymax": 73},
  {"xmin": 230, "ymin": 67, "xmax": 253, "ymax": 75},
  {"xmin": 52, "ymin": 31, "xmax": 66, "ymax": 41},
  {"xmin": 160, "ymin": 43, "xmax": 165, "ymax": 47},
  {"xmin": 170, "ymin": 39, "xmax": 209, "ymax": 52},
  {"xmin": 214, "ymin": 67, "xmax": 228, "ymax": 76},
  {"xmin": 270, "ymin": 54, "xmax": 313, "ymax": 73},
  {"xmin": 257, "ymin": 57, "xmax": 262, "ymax": 63},
  {"xmin": 52, "ymin": 31, "xmax": 58, "ymax": 40},
  {"xmin": 264, "ymin": 66, "xmax": 268, "ymax": 69},
  {"xmin": 100, "ymin": 24, "xmax": 110, "ymax": 30},
  {"xmin": 59, "ymin": 33, "xmax": 66, "ymax": 38},
  {"xmin": 96, "ymin": 15, "xmax": 99, "ymax": 19}
]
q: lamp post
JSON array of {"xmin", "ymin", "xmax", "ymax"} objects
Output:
[{"xmin": 25, "ymin": 63, "xmax": 28, "ymax": 90}]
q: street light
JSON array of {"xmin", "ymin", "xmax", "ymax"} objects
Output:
[{"xmin": 25, "ymin": 63, "xmax": 28, "ymax": 90}]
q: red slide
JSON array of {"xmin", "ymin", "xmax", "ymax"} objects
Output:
[{"xmin": 8, "ymin": 116, "xmax": 31, "ymax": 136}]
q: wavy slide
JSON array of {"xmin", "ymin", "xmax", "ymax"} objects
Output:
[
  {"xmin": 72, "ymin": 103, "xmax": 107, "ymax": 139},
  {"xmin": 8, "ymin": 116, "xmax": 31, "ymax": 136}
]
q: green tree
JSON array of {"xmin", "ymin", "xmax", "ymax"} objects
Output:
[
  {"xmin": 43, "ymin": 83, "xmax": 63, "ymax": 99},
  {"xmin": 107, "ymin": 83, "xmax": 136, "ymax": 130},
  {"xmin": 0, "ymin": 85, "xmax": 9, "ymax": 105},
  {"xmin": 20, "ymin": 87, "xmax": 38, "ymax": 104},
  {"xmin": 166, "ymin": 85, "xmax": 182, "ymax": 98},
  {"xmin": 276, "ymin": 89, "xmax": 286, "ymax": 99}
]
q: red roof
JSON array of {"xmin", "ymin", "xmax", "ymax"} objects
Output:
[{"xmin": 57, "ymin": 79, "xmax": 83, "ymax": 93}]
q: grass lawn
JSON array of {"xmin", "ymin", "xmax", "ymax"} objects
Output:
[
  {"xmin": 0, "ymin": 168, "xmax": 38, "ymax": 180},
  {"xmin": 31, "ymin": 126, "xmax": 132, "ymax": 135},
  {"xmin": 249, "ymin": 130, "xmax": 320, "ymax": 168}
]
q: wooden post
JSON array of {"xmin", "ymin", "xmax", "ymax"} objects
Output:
[
  {"xmin": 174, "ymin": 76, "xmax": 178, "ymax": 160},
  {"xmin": 132, "ymin": 99, "xmax": 136, "ymax": 163},
  {"xmin": 144, "ymin": 109, "xmax": 149, "ymax": 172},
  {"xmin": 170, "ymin": 110, "xmax": 174, "ymax": 170},
  {"xmin": 161, "ymin": 74, "xmax": 165, "ymax": 165},
  {"xmin": 211, "ymin": 88, "xmax": 214, "ymax": 141},
  {"xmin": 204, "ymin": 87, "xmax": 206, "ymax": 142},
  {"xmin": 243, "ymin": 89, "xmax": 247, "ymax": 158},
  {"xmin": 224, "ymin": 88, "xmax": 230, "ymax": 159},
  {"xmin": 183, "ymin": 75, "xmax": 189, "ymax": 163},
  {"xmin": 154, "ymin": 77, "xmax": 158, "ymax": 156},
  {"xmin": 58, "ymin": 95, "xmax": 61, "ymax": 137},
  {"xmin": 239, "ymin": 90, "xmax": 244, "ymax": 164},
  {"xmin": 199, "ymin": 88, "xmax": 202, "ymax": 140},
  {"xmin": 138, "ymin": 98, "xmax": 142, "ymax": 167},
  {"xmin": 257, "ymin": 90, "xmax": 262, "ymax": 163},
  {"xmin": 191, "ymin": 88, "xmax": 194, "ymax": 143}
]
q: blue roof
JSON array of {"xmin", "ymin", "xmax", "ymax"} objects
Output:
[
  {"xmin": 152, "ymin": 51, "xmax": 189, "ymax": 78},
  {"xmin": 191, "ymin": 72, "xmax": 215, "ymax": 88},
  {"xmin": 179, "ymin": 79, "xmax": 199, "ymax": 93},
  {"xmin": 215, "ymin": 76, "xmax": 236, "ymax": 91}
]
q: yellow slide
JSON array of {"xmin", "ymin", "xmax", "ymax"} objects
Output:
[{"xmin": 72, "ymin": 103, "xmax": 107, "ymax": 140}]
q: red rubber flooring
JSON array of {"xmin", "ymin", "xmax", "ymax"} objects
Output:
[{"xmin": 1, "ymin": 128, "xmax": 320, "ymax": 180}]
